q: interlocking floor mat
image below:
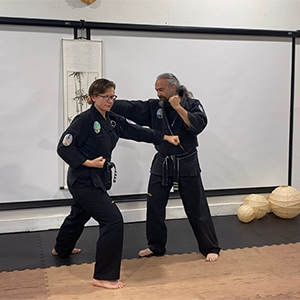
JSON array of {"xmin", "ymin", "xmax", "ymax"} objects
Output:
[{"xmin": 1, "ymin": 243, "xmax": 300, "ymax": 300}]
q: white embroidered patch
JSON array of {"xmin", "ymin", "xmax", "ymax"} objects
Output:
[
  {"xmin": 126, "ymin": 119, "xmax": 136, "ymax": 125},
  {"xmin": 62, "ymin": 134, "xmax": 73, "ymax": 146},
  {"xmin": 198, "ymin": 104, "xmax": 204, "ymax": 113}
]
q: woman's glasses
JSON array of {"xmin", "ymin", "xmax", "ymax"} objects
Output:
[{"xmin": 98, "ymin": 95, "xmax": 118, "ymax": 101}]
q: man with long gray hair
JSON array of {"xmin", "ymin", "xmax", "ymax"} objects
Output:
[{"xmin": 111, "ymin": 73, "xmax": 220, "ymax": 262}]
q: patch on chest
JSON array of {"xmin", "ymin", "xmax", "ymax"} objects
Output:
[
  {"xmin": 62, "ymin": 134, "xmax": 73, "ymax": 146},
  {"xmin": 156, "ymin": 108, "xmax": 163, "ymax": 119},
  {"xmin": 111, "ymin": 120, "xmax": 116, "ymax": 128},
  {"xmin": 93, "ymin": 121, "xmax": 101, "ymax": 133}
]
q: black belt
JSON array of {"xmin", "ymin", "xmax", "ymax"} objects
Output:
[{"xmin": 161, "ymin": 150, "xmax": 197, "ymax": 191}]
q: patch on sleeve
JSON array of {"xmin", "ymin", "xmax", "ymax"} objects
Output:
[
  {"xmin": 198, "ymin": 104, "xmax": 204, "ymax": 113},
  {"xmin": 126, "ymin": 119, "xmax": 136, "ymax": 125},
  {"xmin": 62, "ymin": 133, "xmax": 73, "ymax": 146}
]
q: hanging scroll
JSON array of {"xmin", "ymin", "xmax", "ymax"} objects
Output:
[{"xmin": 62, "ymin": 39, "xmax": 103, "ymax": 187}]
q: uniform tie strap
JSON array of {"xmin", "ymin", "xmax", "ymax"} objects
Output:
[
  {"xmin": 162, "ymin": 155, "xmax": 179, "ymax": 191},
  {"xmin": 106, "ymin": 161, "xmax": 117, "ymax": 183}
]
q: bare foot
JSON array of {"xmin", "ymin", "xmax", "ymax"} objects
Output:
[
  {"xmin": 92, "ymin": 279, "xmax": 125, "ymax": 289},
  {"xmin": 51, "ymin": 248, "xmax": 81, "ymax": 256},
  {"xmin": 138, "ymin": 248, "xmax": 154, "ymax": 257},
  {"xmin": 205, "ymin": 253, "xmax": 219, "ymax": 262}
]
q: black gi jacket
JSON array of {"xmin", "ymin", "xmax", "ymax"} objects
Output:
[
  {"xmin": 57, "ymin": 104, "xmax": 164, "ymax": 191},
  {"xmin": 111, "ymin": 97, "xmax": 207, "ymax": 180}
]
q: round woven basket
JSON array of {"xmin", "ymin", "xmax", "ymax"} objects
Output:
[
  {"xmin": 243, "ymin": 194, "xmax": 269, "ymax": 219},
  {"xmin": 237, "ymin": 205, "xmax": 255, "ymax": 223},
  {"xmin": 268, "ymin": 185, "xmax": 300, "ymax": 219}
]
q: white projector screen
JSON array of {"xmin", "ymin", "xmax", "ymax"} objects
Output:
[
  {"xmin": 0, "ymin": 25, "xmax": 292, "ymax": 203},
  {"xmin": 92, "ymin": 30, "xmax": 291, "ymax": 196}
]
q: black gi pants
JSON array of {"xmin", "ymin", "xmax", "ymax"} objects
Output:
[
  {"xmin": 146, "ymin": 174, "xmax": 220, "ymax": 256},
  {"xmin": 54, "ymin": 180, "xmax": 124, "ymax": 281}
]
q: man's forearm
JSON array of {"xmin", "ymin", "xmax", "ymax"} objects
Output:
[{"xmin": 175, "ymin": 105, "xmax": 191, "ymax": 127}]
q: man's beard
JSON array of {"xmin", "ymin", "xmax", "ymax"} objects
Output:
[{"xmin": 159, "ymin": 97, "xmax": 171, "ymax": 107}]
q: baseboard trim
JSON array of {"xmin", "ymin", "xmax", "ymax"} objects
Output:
[{"xmin": 0, "ymin": 198, "xmax": 245, "ymax": 234}]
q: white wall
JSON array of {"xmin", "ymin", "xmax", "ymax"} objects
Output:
[
  {"xmin": 1, "ymin": 0, "xmax": 300, "ymax": 30},
  {"xmin": 0, "ymin": 0, "xmax": 300, "ymax": 232}
]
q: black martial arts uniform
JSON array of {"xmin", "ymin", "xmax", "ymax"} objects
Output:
[
  {"xmin": 112, "ymin": 97, "xmax": 221, "ymax": 256},
  {"xmin": 54, "ymin": 104, "xmax": 164, "ymax": 281}
]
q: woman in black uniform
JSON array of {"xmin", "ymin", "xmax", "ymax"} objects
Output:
[{"xmin": 52, "ymin": 78, "xmax": 179, "ymax": 289}]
